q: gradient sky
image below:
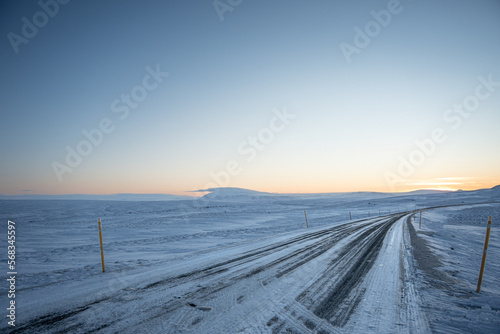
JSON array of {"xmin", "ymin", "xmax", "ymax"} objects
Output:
[{"xmin": 1, "ymin": 0, "xmax": 499, "ymax": 196}]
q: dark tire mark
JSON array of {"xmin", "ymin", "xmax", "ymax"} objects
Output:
[
  {"xmin": 10, "ymin": 299, "xmax": 107, "ymax": 334},
  {"xmin": 12, "ymin": 214, "xmax": 404, "ymax": 333},
  {"xmin": 297, "ymin": 215, "xmax": 403, "ymax": 327}
]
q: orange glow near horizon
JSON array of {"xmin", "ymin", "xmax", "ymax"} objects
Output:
[
  {"xmin": 3, "ymin": 177, "xmax": 497, "ymax": 196},
  {"xmin": 2, "ymin": 163, "xmax": 499, "ymax": 196}
]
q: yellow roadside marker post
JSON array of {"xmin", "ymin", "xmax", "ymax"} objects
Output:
[
  {"xmin": 476, "ymin": 216, "xmax": 492, "ymax": 293},
  {"xmin": 304, "ymin": 210, "xmax": 309, "ymax": 228},
  {"xmin": 98, "ymin": 218, "xmax": 105, "ymax": 272}
]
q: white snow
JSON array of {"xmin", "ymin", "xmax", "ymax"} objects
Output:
[
  {"xmin": 410, "ymin": 204, "xmax": 500, "ymax": 333},
  {"xmin": 0, "ymin": 187, "xmax": 499, "ymax": 333}
]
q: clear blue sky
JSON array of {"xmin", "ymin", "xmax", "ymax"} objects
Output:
[{"xmin": 1, "ymin": 0, "xmax": 499, "ymax": 195}]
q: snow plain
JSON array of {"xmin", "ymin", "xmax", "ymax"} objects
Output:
[{"xmin": 0, "ymin": 186, "xmax": 499, "ymax": 333}]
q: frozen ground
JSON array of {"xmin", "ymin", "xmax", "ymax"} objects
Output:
[
  {"xmin": 0, "ymin": 186, "xmax": 499, "ymax": 333},
  {"xmin": 409, "ymin": 204, "xmax": 500, "ymax": 333}
]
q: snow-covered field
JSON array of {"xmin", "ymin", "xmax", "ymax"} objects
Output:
[
  {"xmin": 410, "ymin": 204, "xmax": 500, "ymax": 333},
  {"xmin": 0, "ymin": 187, "xmax": 499, "ymax": 333}
]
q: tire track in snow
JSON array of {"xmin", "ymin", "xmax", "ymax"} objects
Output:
[
  {"xmin": 11, "ymin": 214, "xmax": 406, "ymax": 333},
  {"xmin": 294, "ymin": 215, "xmax": 401, "ymax": 327}
]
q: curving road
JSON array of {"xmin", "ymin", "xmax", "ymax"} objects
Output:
[{"xmin": 12, "ymin": 213, "xmax": 426, "ymax": 333}]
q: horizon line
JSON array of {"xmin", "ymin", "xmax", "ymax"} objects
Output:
[{"xmin": 2, "ymin": 185, "xmax": 494, "ymax": 198}]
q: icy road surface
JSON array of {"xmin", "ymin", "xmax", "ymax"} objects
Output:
[{"xmin": 8, "ymin": 214, "xmax": 428, "ymax": 333}]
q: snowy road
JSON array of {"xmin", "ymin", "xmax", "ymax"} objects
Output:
[{"xmin": 11, "ymin": 213, "xmax": 426, "ymax": 333}]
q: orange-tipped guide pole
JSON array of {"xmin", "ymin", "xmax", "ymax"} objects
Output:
[
  {"xmin": 98, "ymin": 218, "xmax": 105, "ymax": 272},
  {"xmin": 476, "ymin": 216, "xmax": 492, "ymax": 292}
]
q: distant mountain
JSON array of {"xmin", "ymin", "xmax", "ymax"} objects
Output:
[
  {"xmin": 402, "ymin": 189, "xmax": 452, "ymax": 195},
  {"xmin": 0, "ymin": 193, "xmax": 192, "ymax": 201},
  {"xmin": 197, "ymin": 187, "xmax": 453, "ymax": 201},
  {"xmin": 2, "ymin": 185, "xmax": 497, "ymax": 202},
  {"xmin": 198, "ymin": 187, "xmax": 272, "ymax": 201},
  {"xmin": 197, "ymin": 185, "xmax": 500, "ymax": 204}
]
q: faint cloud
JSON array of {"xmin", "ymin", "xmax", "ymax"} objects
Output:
[
  {"xmin": 434, "ymin": 177, "xmax": 474, "ymax": 181},
  {"xmin": 399, "ymin": 177, "xmax": 488, "ymax": 191}
]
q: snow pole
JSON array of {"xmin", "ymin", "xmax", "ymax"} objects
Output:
[
  {"xmin": 304, "ymin": 210, "xmax": 309, "ymax": 228},
  {"xmin": 349, "ymin": 212, "xmax": 351, "ymax": 220},
  {"xmin": 419, "ymin": 210, "xmax": 422, "ymax": 229},
  {"xmin": 98, "ymin": 218, "xmax": 105, "ymax": 272},
  {"xmin": 476, "ymin": 216, "xmax": 492, "ymax": 293}
]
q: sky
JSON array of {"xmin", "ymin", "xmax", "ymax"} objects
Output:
[{"xmin": 1, "ymin": 0, "xmax": 499, "ymax": 196}]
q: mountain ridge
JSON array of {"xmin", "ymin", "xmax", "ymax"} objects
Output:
[{"xmin": 2, "ymin": 185, "xmax": 498, "ymax": 201}]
